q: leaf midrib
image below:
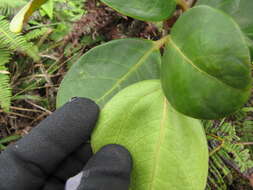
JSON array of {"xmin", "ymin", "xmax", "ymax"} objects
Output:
[
  {"xmin": 169, "ymin": 37, "xmax": 243, "ymax": 91},
  {"xmin": 149, "ymin": 98, "xmax": 168, "ymax": 190},
  {"xmin": 96, "ymin": 43, "xmax": 158, "ymax": 104}
]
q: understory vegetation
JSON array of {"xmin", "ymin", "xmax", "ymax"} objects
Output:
[{"xmin": 0, "ymin": 0, "xmax": 252, "ymax": 189}]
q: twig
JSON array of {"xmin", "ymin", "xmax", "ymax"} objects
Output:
[
  {"xmin": 235, "ymin": 142, "xmax": 253, "ymax": 146},
  {"xmin": 39, "ymin": 54, "xmax": 59, "ymax": 61},
  {"xmin": 221, "ymin": 156, "xmax": 251, "ymax": 180},
  {"xmin": 37, "ymin": 28, "xmax": 53, "ymax": 47},
  {"xmin": 208, "ymin": 134, "xmax": 225, "ymax": 156},
  {"xmin": 25, "ymin": 100, "xmax": 52, "ymax": 114},
  {"xmin": 30, "ymin": 112, "xmax": 50, "ymax": 125},
  {"xmin": 37, "ymin": 62, "xmax": 53, "ymax": 86},
  {"xmin": 10, "ymin": 106, "xmax": 43, "ymax": 113},
  {"xmin": 0, "ymin": 110, "xmax": 34, "ymax": 120}
]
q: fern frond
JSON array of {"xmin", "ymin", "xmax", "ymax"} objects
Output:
[
  {"xmin": 0, "ymin": 0, "xmax": 26, "ymax": 16},
  {"xmin": 0, "ymin": 18, "xmax": 40, "ymax": 61},
  {"xmin": 0, "ymin": 18, "xmax": 40, "ymax": 111},
  {"xmin": 0, "ymin": 73, "xmax": 11, "ymax": 111},
  {"xmin": 25, "ymin": 28, "xmax": 49, "ymax": 41},
  {"xmin": 0, "ymin": 46, "xmax": 10, "ymax": 65},
  {"xmin": 0, "ymin": 47, "xmax": 11, "ymax": 111},
  {"xmin": 204, "ymin": 118, "xmax": 253, "ymax": 190},
  {"xmin": 239, "ymin": 119, "xmax": 253, "ymax": 154},
  {"xmin": 0, "ymin": 0, "xmax": 25, "ymax": 8}
]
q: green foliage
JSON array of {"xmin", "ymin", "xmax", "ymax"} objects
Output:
[
  {"xmin": 0, "ymin": 135, "xmax": 21, "ymax": 150},
  {"xmin": 0, "ymin": 0, "xmax": 26, "ymax": 16},
  {"xmin": 92, "ymin": 80, "xmax": 209, "ymax": 190},
  {"xmin": 0, "ymin": 0, "xmax": 87, "ymax": 112},
  {"xmin": 196, "ymin": 0, "xmax": 253, "ymax": 56},
  {"xmin": 240, "ymin": 120, "xmax": 253, "ymax": 153},
  {"xmin": 57, "ymin": 38, "xmax": 161, "ymax": 108},
  {"xmin": 0, "ymin": 48, "xmax": 11, "ymax": 111},
  {"xmin": 196, "ymin": 0, "xmax": 253, "ymax": 38},
  {"xmin": 161, "ymin": 6, "xmax": 252, "ymax": 120},
  {"xmin": 24, "ymin": 27, "xmax": 49, "ymax": 41},
  {"xmin": 0, "ymin": 19, "xmax": 39, "ymax": 60},
  {"xmin": 41, "ymin": 0, "xmax": 54, "ymax": 19},
  {"xmin": 57, "ymin": 2, "xmax": 253, "ymax": 189},
  {"xmin": 2, "ymin": 0, "xmax": 253, "ymax": 189},
  {"xmin": 0, "ymin": 0, "xmax": 25, "ymax": 7},
  {"xmin": 0, "ymin": 18, "xmax": 39, "ymax": 111},
  {"xmin": 10, "ymin": 0, "xmax": 48, "ymax": 33},
  {"xmin": 204, "ymin": 117, "xmax": 253, "ymax": 189},
  {"xmin": 101, "ymin": 0, "xmax": 176, "ymax": 21},
  {"xmin": 53, "ymin": 0, "xmax": 85, "ymax": 22}
]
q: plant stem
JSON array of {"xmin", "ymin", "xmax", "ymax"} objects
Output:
[
  {"xmin": 235, "ymin": 142, "xmax": 253, "ymax": 145},
  {"xmin": 177, "ymin": 0, "xmax": 190, "ymax": 11},
  {"xmin": 208, "ymin": 134, "xmax": 225, "ymax": 156},
  {"xmin": 154, "ymin": 35, "xmax": 170, "ymax": 50},
  {"xmin": 0, "ymin": 70, "xmax": 10, "ymax": 74}
]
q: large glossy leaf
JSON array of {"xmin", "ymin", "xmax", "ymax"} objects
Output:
[
  {"xmin": 92, "ymin": 80, "xmax": 209, "ymax": 190},
  {"xmin": 161, "ymin": 6, "xmax": 252, "ymax": 120},
  {"xmin": 57, "ymin": 38, "xmax": 161, "ymax": 108},
  {"xmin": 10, "ymin": 0, "xmax": 48, "ymax": 33},
  {"xmin": 196, "ymin": 0, "xmax": 253, "ymax": 56},
  {"xmin": 196, "ymin": 0, "xmax": 253, "ymax": 39},
  {"xmin": 101, "ymin": 0, "xmax": 176, "ymax": 21}
]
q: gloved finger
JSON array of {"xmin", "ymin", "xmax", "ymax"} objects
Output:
[
  {"xmin": 0, "ymin": 98, "xmax": 99, "ymax": 190},
  {"xmin": 43, "ymin": 161, "xmax": 89, "ymax": 190},
  {"xmin": 76, "ymin": 144, "xmax": 132, "ymax": 190},
  {"xmin": 42, "ymin": 178, "xmax": 64, "ymax": 190},
  {"xmin": 53, "ymin": 143, "xmax": 92, "ymax": 181}
]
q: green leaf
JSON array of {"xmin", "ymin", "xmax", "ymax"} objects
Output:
[
  {"xmin": 161, "ymin": 6, "xmax": 252, "ymax": 120},
  {"xmin": 41, "ymin": 0, "xmax": 54, "ymax": 19},
  {"xmin": 57, "ymin": 38, "xmax": 161, "ymax": 108},
  {"xmin": 9, "ymin": 0, "xmax": 48, "ymax": 33},
  {"xmin": 0, "ymin": 144, "xmax": 6, "ymax": 151},
  {"xmin": 196, "ymin": 0, "xmax": 253, "ymax": 56},
  {"xmin": 101, "ymin": 0, "xmax": 176, "ymax": 21},
  {"xmin": 0, "ymin": 135, "xmax": 21, "ymax": 144},
  {"xmin": 196, "ymin": 0, "xmax": 253, "ymax": 38},
  {"xmin": 92, "ymin": 80, "xmax": 209, "ymax": 190}
]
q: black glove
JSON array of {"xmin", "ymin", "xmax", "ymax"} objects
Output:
[{"xmin": 0, "ymin": 98, "xmax": 132, "ymax": 190}]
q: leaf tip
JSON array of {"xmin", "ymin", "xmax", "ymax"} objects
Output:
[{"xmin": 9, "ymin": 19, "xmax": 23, "ymax": 33}]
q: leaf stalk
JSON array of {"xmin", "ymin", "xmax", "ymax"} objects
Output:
[
  {"xmin": 154, "ymin": 35, "xmax": 170, "ymax": 50},
  {"xmin": 177, "ymin": 0, "xmax": 190, "ymax": 11}
]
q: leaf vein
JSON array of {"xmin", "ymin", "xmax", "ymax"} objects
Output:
[
  {"xmin": 149, "ymin": 98, "xmax": 168, "ymax": 190},
  {"xmin": 169, "ymin": 37, "xmax": 241, "ymax": 91},
  {"xmin": 96, "ymin": 43, "xmax": 157, "ymax": 103}
]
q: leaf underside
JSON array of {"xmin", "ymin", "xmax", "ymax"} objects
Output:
[
  {"xmin": 92, "ymin": 80, "xmax": 209, "ymax": 190},
  {"xmin": 57, "ymin": 38, "xmax": 161, "ymax": 108},
  {"xmin": 161, "ymin": 5, "xmax": 252, "ymax": 119}
]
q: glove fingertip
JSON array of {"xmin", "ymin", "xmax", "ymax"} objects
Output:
[
  {"xmin": 77, "ymin": 144, "xmax": 132, "ymax": 190},
  {"xmin": 67, "ymin": 97, "xmax": 99, "ymax": 120},
  {"xmin": 98, "ymin": 144, "xmax": 132, "ymax": 172}
]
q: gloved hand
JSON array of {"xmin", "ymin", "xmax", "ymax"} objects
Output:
[{"xmin": 0, "ymin": 98, "xmax": 132, "ymax": 190}]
